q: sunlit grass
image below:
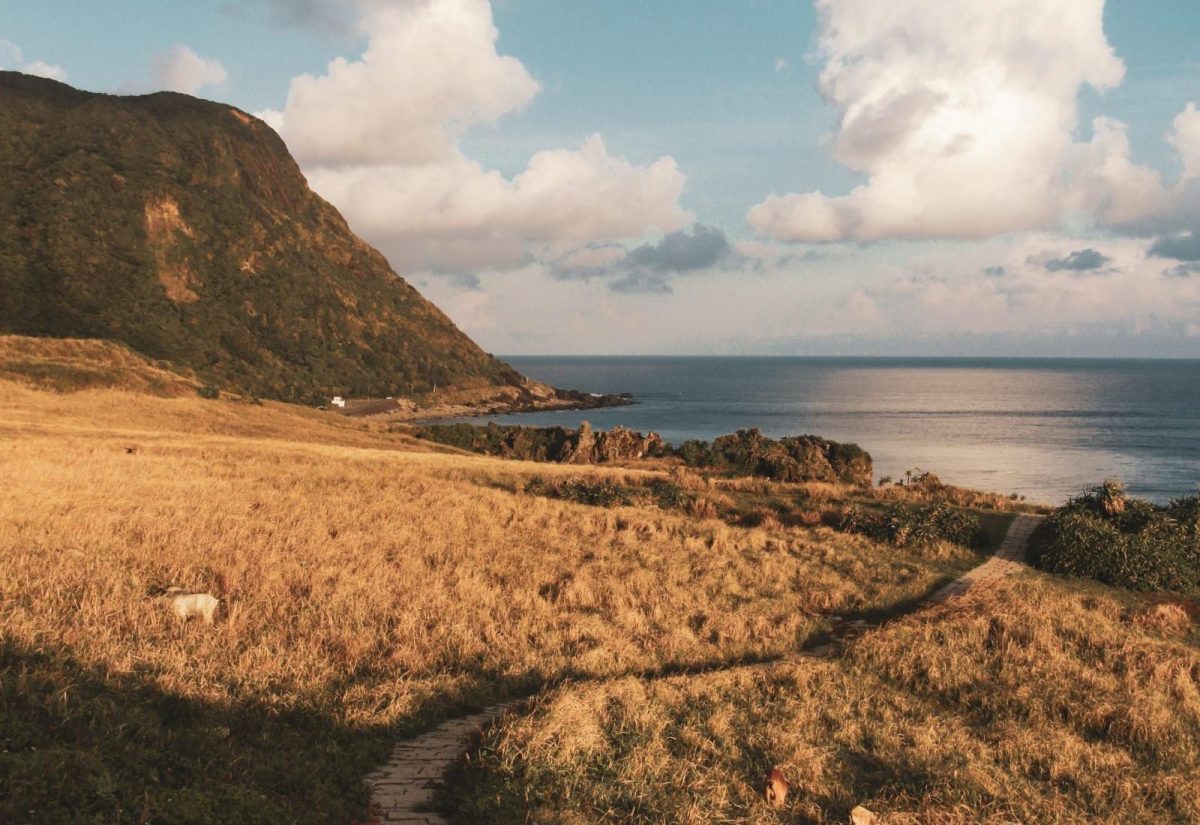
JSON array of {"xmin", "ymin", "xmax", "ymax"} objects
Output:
[
  {"xmin": 455, "ymin": 577, "xmax": 1200, "ymax": 823},
  {"xmin": 0, "ymin": 347, "xmax": 980, "ymax": 823}
]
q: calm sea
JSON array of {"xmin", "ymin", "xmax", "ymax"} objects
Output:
[{"xmin": 440, "ymin": 357, "xmax": 1200, "ymax": 505}]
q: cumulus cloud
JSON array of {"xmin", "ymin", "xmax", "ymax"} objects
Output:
[
  {"xmin": 627, "ymin": 224, "xmax": 734, "ymax": 274},
  {"xmin": 439, "ymin": 234, "xmax": 1200, "ymax": 356},
  {"xmin": 0, "ymin": 39, "xmax": 67, "ymax": 81},
  {"xmin": 1165, "ymin": 263, "xmax": 1200, "ymax": 278},
  {"xmin": 1169, "ymin": 103, "xmax": 1200, "ymax": 180},
  {"xmin": 1045, "ymin": 248, "xmax": 1110, "ymax": 272},
  {"xmin": 747, "ymin": 0, "xmax": 1172, "ymax": 243},
  {"xmin": 448, "ymin": 272, "xmax": 483, "ymax": 291},
  {"xmin": 266, "ymin": 0, "xmax": 688, "ymax": 272},
  {"xmin": 151, "ymin": 45, "xmax": 228, "ymax": 95},
  {"xmin": 21, "ymin": 60, "xmax": 68, "ymax": 81},
  {"xmin": 273, "ymin": 2, "xmax": 538, "ymax": 167},
  {"xmin": 551, "ymin": 224, "xmax": 742, "ymax": 293},
  {"xmin": 1149, "ymin": 231, "xmax": 1200, "ymax": 261}
]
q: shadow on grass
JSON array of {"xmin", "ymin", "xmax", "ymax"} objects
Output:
[{"xmin": 0, "ymin": 636, "xmax": 389, "ymax": 825}]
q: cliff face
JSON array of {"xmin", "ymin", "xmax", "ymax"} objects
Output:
[{"xmin": 0, "ymin": 71, "xmax": 523, "ymax": 401}]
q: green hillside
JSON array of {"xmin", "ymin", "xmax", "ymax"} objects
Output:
[{"xmin": 0, "ymin": 71, "xmax": 524, "ymax": 402}]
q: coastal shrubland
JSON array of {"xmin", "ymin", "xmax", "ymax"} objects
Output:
[
  {"xmin": 1033, "ymin": 480, "xmax": 1200, "ymax": 592},
  {"xmin": 841, "ymin": 501, "xmax": 983, "ymax": 552},
  {"xmin": 518, "ymin": 471, "xmax": 994, "ymax": 560},
  {"xmin": 5, "ymin": 337, "xmax": 1186, "ymax": 824},
  {"xmin": 411, "ymin": 422, "xmax": 872, "ymax": 486},
  {"xmin": 674, "ymin": 428, "xmax": 873, "ymax": 486},
  {"xmin": 0, "ymin": 360, "xmax": 979, "ymax": 824}
]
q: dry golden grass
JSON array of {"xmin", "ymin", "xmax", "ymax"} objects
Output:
[
  {"xmin": 0, "ymin": 363, "xmax": 978, "ymax": 823},
  {"xmin": 458, "ymin": 577, "xmax": 1199, "ymax": 824},
  {"xmin": 0, "ymin": 335, "xmax": 202, "ymax": 396}
]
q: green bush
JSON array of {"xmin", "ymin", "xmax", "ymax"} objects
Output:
[
  {"xmin": 842, "ymin": 502, "xmax": 982, "ymax": 549},
  {"xmin": 648, "ymin": 480, "xmax": 692, "ymax": 510},
  {"xmin": 671, "ymin": 428, "xmax": 872, "ymax": 486},
  {"xmin": 196, "ymin": 384, "xmax": 220, "ymax": 400},
  {"xmin": 524, "ymin": 477, "xmax": 636, "ymax": 508},
  {"xmin": 1035, "ymin": 484, "xmax": 1200, "ymax": 592}
]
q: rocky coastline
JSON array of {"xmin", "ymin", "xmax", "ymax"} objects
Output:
[{"xmin": 333, "ymin": 383, "xmax": 633, "ymax": 421}]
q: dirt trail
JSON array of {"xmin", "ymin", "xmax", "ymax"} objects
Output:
[{"xmin": 367, "ymin": 514, "xmax": 1043, "ymax": 824}]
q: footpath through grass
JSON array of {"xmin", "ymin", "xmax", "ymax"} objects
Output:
[
  {"xmin": 0, "ymin": 377, "xmax": 1002, "ymax": 824},
  {"xmin": 449, "ymin": 576, "xmax": 1200, "ymax": 824}
]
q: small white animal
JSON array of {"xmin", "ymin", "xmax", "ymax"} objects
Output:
[{"xmin": 161, "ymin": 587, "xmax": 220, "ymax": 624}]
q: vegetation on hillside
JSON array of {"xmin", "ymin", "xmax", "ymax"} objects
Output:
[
  {"xmin": 0, "ymin": 72, "xmax": 523, "ymax": 402},
  {"xmin": 1032, "ymin": 480, "xmax": 1200, "ymax": 592},
  {"xmin": 841, "ymin": 501, "xmax": 983, "ymax": 551},
  {"xmin": 3, "ymin": 342, "xmax": 1185, "ymax": 824},
  {"xmin": 0, "ymin": 371, "xmax": 978, "ymax": 824},
  {"xmin": 0, "ymin": 334, "xmax": 202, "ymax": 396}
]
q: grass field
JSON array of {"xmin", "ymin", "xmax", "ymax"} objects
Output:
[
  {"xmin": 454, "ymin": 577, "xmax": 1200, "ymax": 823},
  {"xmin": 2, "ymin": 337, "xmax": 1194, "ymax": 824},
  {"xmin": 0, "ymin": 339, "xmax": 1001, "ymax": 824}
]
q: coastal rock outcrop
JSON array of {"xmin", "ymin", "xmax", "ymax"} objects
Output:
[
  {"xmin": 561, "ymin": 422, "xmax": 662, "ymax": 463},
  {"xmin": 678, "ymin": 429, "xmax": 873, "ymax": 486},
  {"xmin": 411, "ymin": 421, "xmax": 663, "ymax": 465},
  {"xmin": 412, "ymin": 422, "xmax": 870, "ymax": 485}
]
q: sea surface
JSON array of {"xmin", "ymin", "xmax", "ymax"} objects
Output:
[{"xmin": 438, "ymin": 357, "xmax": 1200, "ymax": 505}]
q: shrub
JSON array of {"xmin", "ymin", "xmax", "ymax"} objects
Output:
[
  {"xmin": 196, "ymin": 384, "xmax": 220, "ymax": 399},
  {"xmin": 524, "ymin": 477, "xmax": 636, "ymax": 508},
  {"xmin": 671, "ymin": 429, "xmax": 872, "ymax": 486},
  {"xmin": 1035, "ymin": 484, "xmax": 1200, "ymax": 592},
  {"xmin": 649, "ymin": 480, "xmax": 690, "ymax": 510},
  {"xmin": 841, "ymin": 502, "xmax": 982, "ymax": 550}
]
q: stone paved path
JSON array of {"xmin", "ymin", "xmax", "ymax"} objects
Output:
[
  {"xmin": 367, "ymin": 513, "xmax": 1041, "ymax": 823},
  {"xmin": 928, "ymin": 513, "xmax": 1040, "ymax": 604},
  {"xmin": 366, "ymin": 702, "xmax": 520, "ymax": 824}
]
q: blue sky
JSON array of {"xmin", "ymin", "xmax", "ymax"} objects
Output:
[{"xmin": 4, "ymin": 1, "xmax": 1200, "ymax": 355}]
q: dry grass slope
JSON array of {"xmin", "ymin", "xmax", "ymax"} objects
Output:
[
  {"xmin": 0, "ymin": 335, "xmax": 202, "ymax": 396},
  {"xmin": 0, "ymin": 348, "xmax": 984, "ymax": 823},
  {"xmin": 457, "ymin": 578, "xmax": 1199, "ymax": 824}
]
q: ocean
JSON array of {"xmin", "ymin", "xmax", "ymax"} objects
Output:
[{"xmin": 439, "ymin": 357, "xmax": 1200, "ymax": 505}]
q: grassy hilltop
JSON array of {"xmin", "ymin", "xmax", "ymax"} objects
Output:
[
  {"xmin": 0, "ymin": 338, "xmax": 1196, "ymax": 824},
  {"xmin": 0, "ymin": 72, "xmax": 525, "ymax": 402}
]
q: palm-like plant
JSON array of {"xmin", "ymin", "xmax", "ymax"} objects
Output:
[{"xmin": 1098, "ymin": 478, "xmax": 1127, "ymax": 517}]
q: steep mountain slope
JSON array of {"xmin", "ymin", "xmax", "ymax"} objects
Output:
[{"xmin": 0, "ymin": 71, "xmax": 525, "ymax": 402}]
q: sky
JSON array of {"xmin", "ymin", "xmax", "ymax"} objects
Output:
[{"xmin": 3, "ymin": 0, "xmax": 1200, "ymax": 356}]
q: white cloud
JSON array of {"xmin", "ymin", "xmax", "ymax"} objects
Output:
[
  {"xmin": 306, "ymin": 135, "xmax": 687, "ymax": 270},
  {"xmin": 277, "ymin": 0, "xmax": 538, "ymax": 167},
  {"xmin": 21, "ymin": 60, "xmax": 67, "ymax": 81},
  {"xmin": 0, "ymin": 39, "xmax": 67, "ymax": 81},
  {"xmin": 748, "ymin": 0, "xmax": 1171, "ymax": 243},
  {"xmin": 267, "ymin": 0, "xmax": 688, "ymax": 271},
  {"xmin": 420, "ymin": 234, "xmax": 1200, "ymax": 356},
  {"xmin": 150, "ymin": 44, "xmax": 227, "ymax": 95},
  {"xmin": 1169, "ymin": 102, "xmax": 1200, "ymax": 180},
  {"xmin": 774, "ymin": 57, "xmax": 788, "ymax": 73}
]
